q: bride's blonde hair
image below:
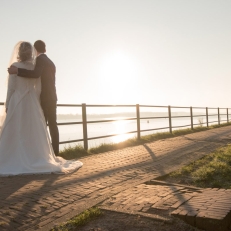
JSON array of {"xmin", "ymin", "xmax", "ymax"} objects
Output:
[{"xmin": 17, "ymin": 42, "xmax": 33, "ymax": 62}]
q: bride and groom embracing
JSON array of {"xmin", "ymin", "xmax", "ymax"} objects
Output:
[{"xmin": 0, "ymin": 40, "xmax": 83, "ymax": 176}]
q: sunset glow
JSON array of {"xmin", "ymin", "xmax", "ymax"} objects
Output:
[
  {"xmin": 0, "ymin": 0, "xmax": 231, "ymax": 108},
  {"xmin": 111, "ymin": 120, "xmax": 134, "ymax": 143},
  {"xmin": 98, "ymin": 51, "xmax": 138, "ymax": 102}
]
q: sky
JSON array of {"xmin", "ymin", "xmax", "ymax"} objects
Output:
[{"xmin": 0, "ymin": 0, "xmax": 231, "ymax": 112}]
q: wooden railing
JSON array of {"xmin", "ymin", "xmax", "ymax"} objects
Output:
[{"xmin": 1, "ymin": 102, "xmax": 230, "ymax": 150}]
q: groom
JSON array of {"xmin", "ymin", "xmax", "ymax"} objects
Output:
[{"xmin": 8, "ymin": 40, "xmax": 59, "ymax": 156}]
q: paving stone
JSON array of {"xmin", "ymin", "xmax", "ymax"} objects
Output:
[{"xmin": 1, "ymin": 126, "xmax": 231, "ymax": 230}]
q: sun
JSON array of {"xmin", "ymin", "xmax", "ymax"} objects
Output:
[{"xmin": 98, "ymin": 51, "xmax": 138, "ymax": 102}]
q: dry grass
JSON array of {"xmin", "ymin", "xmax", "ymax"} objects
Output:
[{"xmin": 59, "ymin": 122, "xmax": 231, "ymax": 160}]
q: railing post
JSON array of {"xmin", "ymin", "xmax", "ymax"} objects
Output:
[
  {"xmin": 168, "ymin": 105, "xmax": 172, "ymax": 133},
  {"xmin": 190, "ymin": 106, "xmax": 193, "ymax": 130},
  {"xmin": 206, "ymin": 107, "xmax": 209, "ymax": 127},
  {"xmin": 218, "ymin": 107, "xmax": 220, "ymax": 125},
  {"xmin": 136, "ymin": 104, "xmax": 140, "ymax": 140},
  {"xmin": 82, "ymin": 103, "xmax": 88, "ymax": 150},
  {"xmin": 227, "ymin": 108, "xmax": 229, "ymax": 123}
]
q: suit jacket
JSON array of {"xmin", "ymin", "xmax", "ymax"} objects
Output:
[{"xmin": 18, "ymin": 54, "xmax": 57, "ymax": 105}]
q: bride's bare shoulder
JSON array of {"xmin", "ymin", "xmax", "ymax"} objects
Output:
[
  {"xmin": 11, "ymin": 62, "xmax": 20, "ymax": 67},
  {"xmin": 11, "ymin": 62, "xmax": 26, "ymax": 68},
  {"xmin": 11, "ymin": 61, "xmax": 33, "ymax": 69}
]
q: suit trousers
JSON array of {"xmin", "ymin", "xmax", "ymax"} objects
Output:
[{"xmin": 41, "ymin": 100, "xmax": 59, "ymax": 155}]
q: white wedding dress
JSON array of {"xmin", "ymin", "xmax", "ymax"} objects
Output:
[{"xmin": 0, "ymin": 61, "xmax": 83, "ymax": 176}]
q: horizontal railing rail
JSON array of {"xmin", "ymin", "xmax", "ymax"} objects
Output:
[{"xmin": 1, "ymin": 102, "xmax": 231, "ymax": 150}]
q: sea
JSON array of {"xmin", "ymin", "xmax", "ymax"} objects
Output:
[{"xmin": 58, "ymin": 113, "xmax": 228, "ymax": 150}]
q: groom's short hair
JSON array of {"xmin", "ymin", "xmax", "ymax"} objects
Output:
[{"xmin": 34, "ymin": 40, "xmax": 46, "ymax": 53}]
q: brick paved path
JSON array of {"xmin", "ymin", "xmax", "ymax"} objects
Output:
[
  {"xmin": 1, "ymin": 126, "xmax": 231, "ymax": 231},
  {"xmin": 100, "ymin": 181, "xmax": 231, "ymax": 231}
]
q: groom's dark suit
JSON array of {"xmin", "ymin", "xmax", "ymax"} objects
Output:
[{"xmin": 17, "ymin": 54, "xmax": 59, "ymax": 155}]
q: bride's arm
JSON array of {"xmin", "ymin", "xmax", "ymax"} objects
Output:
[
  {"xmin": 35, "ymin": 78, "xmax": 42, "ymax": 99},
  {"xmin": 5, "ymin": 74, "xmax": 16, "ymax": 112}
]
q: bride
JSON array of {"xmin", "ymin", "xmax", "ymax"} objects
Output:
[{"xmin": 0, "ymin": 41, "xmax": 83, "ymax": 176}]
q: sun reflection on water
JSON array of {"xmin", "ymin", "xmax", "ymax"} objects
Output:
[{"xmin": 110, "ymin": 120, "xmax": 134, "ymax": 143}]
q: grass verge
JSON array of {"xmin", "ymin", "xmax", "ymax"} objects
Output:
[
  {"xmin": 159, "ymin": 144, "xmax": 231, "ymax": 189},
  {"xmin": 50, "ymin": 207, "xmax": 102, "ymax": 231},
  {"xmin": 59, "ymin": 122, "xmax": 231, "ymax": 160}
]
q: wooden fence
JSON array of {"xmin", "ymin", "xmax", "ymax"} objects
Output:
[{"xmin": 1, "ymin": 102, "xmax": 230, "ymax": 150}]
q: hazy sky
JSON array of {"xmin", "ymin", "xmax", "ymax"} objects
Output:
[{"xmin": 0, "ymin": 0, "xmax": 231, "ymax": 110}]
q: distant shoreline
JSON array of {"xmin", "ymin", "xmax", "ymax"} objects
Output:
[{"xmin": 57, "ymin": 111, "xmax": 198, "ymax": 120}]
